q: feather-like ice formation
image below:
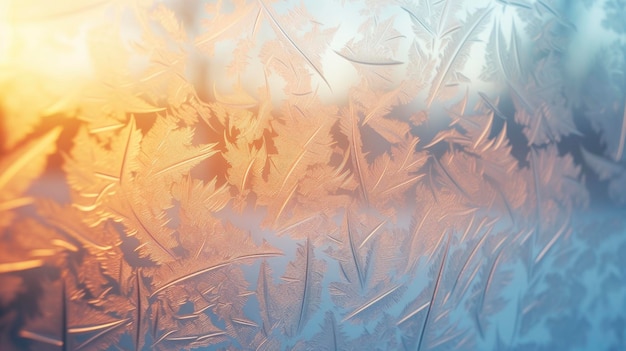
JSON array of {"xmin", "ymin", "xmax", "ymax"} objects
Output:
[{"xmin": 0, "ymin": 1, "xmax": 625, "ymax": 350}]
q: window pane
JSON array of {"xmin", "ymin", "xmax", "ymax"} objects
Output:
[{"xmin": 1, "ymin": 1, "xmax": 625, "ymax": 350}]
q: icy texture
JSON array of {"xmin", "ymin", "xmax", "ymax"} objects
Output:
[{"xmin": 0, "ymin": 0, "xmax": 625, "ymax": 350}]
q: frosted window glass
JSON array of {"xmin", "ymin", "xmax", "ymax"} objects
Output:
[{"xmin": 0, "ymin": 1, "xmax": 625, "ymax": 350}]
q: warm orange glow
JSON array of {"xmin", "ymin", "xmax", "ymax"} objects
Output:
[{"xmin": 1, "ymin": 1, "xmax": 625, "ymax": 350}]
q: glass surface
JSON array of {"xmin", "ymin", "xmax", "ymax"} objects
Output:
[{"xmin": 1, "ymin": 0, "xmax": 625, "ymax": 350}]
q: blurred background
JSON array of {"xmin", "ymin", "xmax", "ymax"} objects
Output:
[{"xmin": 1, "ymin": 0, "xmax": 625, "ymax": 350}]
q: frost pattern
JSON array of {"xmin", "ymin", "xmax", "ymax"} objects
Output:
[{"xmin": 0, "ymin": 0, "xmax": 625, "ymax": 350}]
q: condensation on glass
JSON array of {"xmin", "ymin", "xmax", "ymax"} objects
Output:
[{"xmin": 0, "ymin": 0, "xmax": 625, "ymax": 350}]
